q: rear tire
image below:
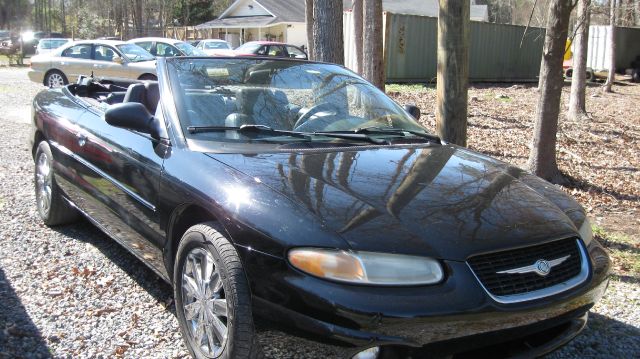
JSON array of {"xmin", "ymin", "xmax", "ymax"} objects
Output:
[
  {"xmin": 44, "ymin": 70, "xmax": 68, "ymax": 88},
  {"xmin": 34, "ymin": 141, "xmax": 79, "ymax": 226},
  {"xmin": 174, "ymin": 222, "xmax": 261, "ymax": 359}
]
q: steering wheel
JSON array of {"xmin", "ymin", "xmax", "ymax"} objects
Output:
[{"xmin": 293, "ymin": 103, "xmax": 339, "ymax": 129}]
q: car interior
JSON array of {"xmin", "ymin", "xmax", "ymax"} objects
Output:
[{"xmin": 67, "ymin": 71, "xmax": 300, "ymax": 131}]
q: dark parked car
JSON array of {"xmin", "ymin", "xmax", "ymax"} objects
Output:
[
  {"xmin": 30, "ymin": 57, "xmax": 610, "ymax": 358},
  {"xmin": 234, "ymin": 41, "xmax": 308, "ymax": 59}
]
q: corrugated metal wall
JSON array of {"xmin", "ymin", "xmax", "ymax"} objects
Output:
[
  {"xmin": 344, "ymin": 12, "xmax": 546, "ymax": 82},
  {"xmin": 587, "ymin": 26, "xmax": 640, "ymax": 71}
]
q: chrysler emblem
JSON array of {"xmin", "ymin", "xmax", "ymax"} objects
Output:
[
  {"xmin": 534, "ymin": 259, "xmax": 551, "ymax": 276},
  {"xmin": 496, "ymin": 255, "xmax": 570, "ymax": 277}
]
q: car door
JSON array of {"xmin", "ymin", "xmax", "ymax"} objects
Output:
[
  {"xmin": 91, "ymin": 44, "xmax": 129, "ymax": 83},
  {"xmin": 69, "ymin": 101, "xmax": 169, "ymax": 278},
  {"xmin": 285, "ymin": 45, "xmax": 308, "ymax": 60},
  {"xmin": 56, "ymin": 44, "xmax": 94, "ymax": 82},
  {"xmin": 155, "ymin": 42, "xmax": 181, "ymax": 57},
  {"xmin": 267, "ymin": 45, "xmax": 287, "ymax": 58}
]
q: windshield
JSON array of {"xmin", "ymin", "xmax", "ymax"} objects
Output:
[
  {"xmin": 235, "ymin": 43, "xmax": 261, "ymax": 53},
  {"xmin": 166, "ymin": 58, "xmax": 428, "ymax": 144},
  {"xmin": 116, "ymin": 43, "xmax": 155, "ymax": 62},
  {"xmin": 205, "ymin": 41, "xmax": 231, "ymax": 50},
  {"xmin": 175, "ymin": 42, "xmax": 207, "ymax": 56}
]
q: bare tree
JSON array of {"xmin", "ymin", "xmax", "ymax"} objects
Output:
[
  {"xmin": 305, "ymin": 0, "xmax": 314, "ymax": 60},
  {"xmin": 568, "ymin": 0, "xmax": 590, "ymax": 121},
  {"xmin": 527, "ymin": 0, "xmax": 576, "ymax": 183},
  {"xmin": 436, "ymin": 0, "xmax": 470, "ymax": 146},
  {"xmin": 352, "ymin": 0, "xmax": 363, "ymax": 74},
  {"xmin": 312, "ymin": 0, "xmax": 344, "ymax": 64},
  {"xmin": 604, "ymin": 0, "xmax": 617, "ymax": 93},
  {"xmin": 362, "ymin": 0, "xmax": 384, "ymax": 89}
]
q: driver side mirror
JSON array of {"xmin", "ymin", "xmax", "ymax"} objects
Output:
[
  {"xmin": 112, "ymin": 55, "xmax": 124, "ymax": 64},
  {"xmin": 105, "ymin": 102, "xmax": 164, "ymax": 140},
  {"xmin": 403, "ymin": 104, "xmax": 421, "ymax": 120}
]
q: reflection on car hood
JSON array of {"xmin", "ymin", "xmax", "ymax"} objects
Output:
[{"xmin": 208, "ymin": 145, "xmax": 583, "ymax": 261}]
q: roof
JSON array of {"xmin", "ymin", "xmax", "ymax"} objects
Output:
[
  {"xmin": 197, "ymin": 0, "xmax": 487, "ymax": 29},
  {"xmin": 196, "ymin": 0, "xmax": 305, "ymax": 29},
  {"xmin": 71, "ymin": 39, "xmax": 127, "ymax": 46}
]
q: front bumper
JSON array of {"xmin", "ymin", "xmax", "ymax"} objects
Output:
[{"xmin": 241, "ymin": 240, "xmax": 611, "ymax": 358}]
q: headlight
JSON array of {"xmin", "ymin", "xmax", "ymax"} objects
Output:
[
  {"xmin": 578, "ymin": 217, "xmax": 593, "ymax": 245},
  {"xmin": 288, "ymin": 248, "xmax": 444, "ymax": 285}
]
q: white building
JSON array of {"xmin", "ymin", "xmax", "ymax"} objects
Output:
[{"xmin": 196, "ymin": 0, "xmax": 488, "ymax": 48}]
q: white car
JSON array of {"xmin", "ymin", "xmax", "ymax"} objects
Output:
[
  {"xmin": 127, "ymin": 37, "xmax": 207, "ymax": 57},
  {"xmin": 195, "ymin": 39, "xmax": 234, "ymax": 56},
  {"xmin": 35, "ymin": 38, "xmax": 71, "ymax": 55}
]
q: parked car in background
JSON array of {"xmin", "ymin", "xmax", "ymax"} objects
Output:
[
  {"xmin": 29, "ymin": 56, "xmax": 610, "ymax": 359},
  {"xmin": 234, "ymin": 41, "xmax": 307, "ymax": 59},
  {"xmin": 195, "ymin": 39, "xmax": 234, "ymax": 56},
  {"xmin": 21, "ymin": 31, "xmax": 65, "ymax": 55},
  {"xmin": 128, "ymin": 37, "xmax": 207, "ymax": 57},
  {"xmin": 35, "ymin": 38, "xmax": 72, "ymax": 55},
  {"xmin": 28, "ymin": 40, "xmax": 157, "ymax": 87}
]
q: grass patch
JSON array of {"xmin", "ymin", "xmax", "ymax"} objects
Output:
[
  {"xmin": 594, "ymin": 225, "xmax": 640, "ymax": 279},
  {"xmin": 385, "ymin": 83, "xmax": 433, "ymax": 93}
]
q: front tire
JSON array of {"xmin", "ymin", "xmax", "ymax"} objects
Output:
[
  {"xmin": 174, "ymin": 222, "xmax": 259, "ymax": 359},
  {"xmin": 34, "ymin": 141, "xmax": 79, "ymax": 225}
]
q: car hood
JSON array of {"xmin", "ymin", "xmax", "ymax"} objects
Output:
[{"xmin": 207, "ymin": 144, "xmax": 584, "ymax": 261}]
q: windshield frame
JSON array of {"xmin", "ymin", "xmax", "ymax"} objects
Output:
[{"xmin": 162, "ymin": 57, "xmax": 432, "ymax": 151}]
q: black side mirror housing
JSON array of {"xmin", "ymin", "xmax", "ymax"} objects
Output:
[
  {"xmin": 105, "ymin": 102, "xmax": 164, "ymax": 140},
  {"xmin": 403, "ymin": 104, "xmax": 421, "ymax": 120}
]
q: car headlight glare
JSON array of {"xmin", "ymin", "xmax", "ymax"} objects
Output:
[
  {"xmin": 578, "ymin": 217, "xmax": 593, "ymax": 246},
  {"xmin": 288, "ymin": 248, "xmax": 443, "ymax": 285}
]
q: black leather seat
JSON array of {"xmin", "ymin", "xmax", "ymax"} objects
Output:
[{"xmin": 123, "ymin": 81, "xmax": 160, "ymax": 114}]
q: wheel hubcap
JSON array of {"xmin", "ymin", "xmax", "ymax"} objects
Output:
[
  {"xmin": 47, "ymin": 73, "xmax": 64, "ymax": 87},
  {"xmin": 181, "ymin": 247, "xmax": 228, "ymax": 357},
  {"xmin": 35, "ymin": 152, "xmax": 52, "ymax": 217}
]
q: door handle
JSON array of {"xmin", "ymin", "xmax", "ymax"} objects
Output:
[{"xmin": 77, "ymin": 133, "xmax": 87, "ymax": 147}]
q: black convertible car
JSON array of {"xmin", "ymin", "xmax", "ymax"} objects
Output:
[{"xmin": 30, "ymin": 57, "xmax": 610, "ymax": 358}]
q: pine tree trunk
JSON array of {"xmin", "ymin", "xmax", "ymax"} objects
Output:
[
  {"xmin": 604, "ymin": 0, "xmax": 616, "ymax": 93},
  {"xmin": 362, "ymin": 0, "xmax": 384, "ymax": 89},
  {"xmin": 352, "ymin": 0, "xmax": 363, "ymax": 74},
  {"xmin": 305, "ymin": 0, "xmax": 314, "ymax": 60},
  {"xmin": 527, "ymin": 0, "xmax": 575, "ymax": 183},
  {"xmin": 568, "ymin": 0, "xmax": 590, "ymax": 121},
  {"xmin": 312, "ymin": 0, "xmax": 344, "ymax": 64},
  {"xmin": 436, "ymin": 0, "xmax": 469, "ymax": 147}
]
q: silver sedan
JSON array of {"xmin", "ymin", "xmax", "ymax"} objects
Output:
[{"xmin": 28, "ymin": 39, "xmax": 157, "ymax": 87}]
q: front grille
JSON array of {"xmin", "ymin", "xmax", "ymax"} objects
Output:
[{"xmin": 467, "ymin": 238, "xmax": 583, "ymax": 297}]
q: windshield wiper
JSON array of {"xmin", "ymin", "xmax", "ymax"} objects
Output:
[
  {"xmin": 187, "ymin": 124, "xmax": 388, "ymax": 144},
  {"xmin": 352, "ymin": 126, "xmax": 441, "ymax": 143}
]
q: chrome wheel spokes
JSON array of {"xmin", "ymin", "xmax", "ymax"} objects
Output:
[
  {"xmin": 181, "ymin": 248, "xmax": 228, "ymax": 357},
  {"xmin": 47, "ymin": 73, "xmax": 65, "ymax": 87},
  {"xmin": 36, "ymin": 152, "xmax": 52, "ymax": 216}
]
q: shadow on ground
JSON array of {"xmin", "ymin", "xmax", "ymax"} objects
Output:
[
  {"xmin": 0, "ymin": 268, "xmax": 51, "ymax": 359},
  {"xmin": 50, "ymin": 219, "xmax": 175, "ymax": 313}
]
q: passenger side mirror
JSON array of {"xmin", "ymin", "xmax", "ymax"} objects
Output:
[
  {"xmin": 403, "ymin": 104, "xmax": 421, "ymax": 120},
  {"xmin": 105, "ymin": 102, "xmax": 164, "ymax": 140},
  {"xmin": 113, "ymin": 55, "xmax": 124, "ymax": 64}
]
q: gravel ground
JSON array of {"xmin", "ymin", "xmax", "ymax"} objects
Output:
[{"xmin": 0, "ymin": 67, "xmax": 638, "ymax": 358}]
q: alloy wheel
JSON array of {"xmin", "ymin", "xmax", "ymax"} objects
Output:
[
  {"xmin": 181, "ymin": 247, "xmax": 228, "ymax": 358},
  {"xmin": 47, "ymin": 73, "xmax": 65, "ymax": 87},
  {"xmin": 35, "ymin": 152, "xmax": 52, "ymax": 217}
]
